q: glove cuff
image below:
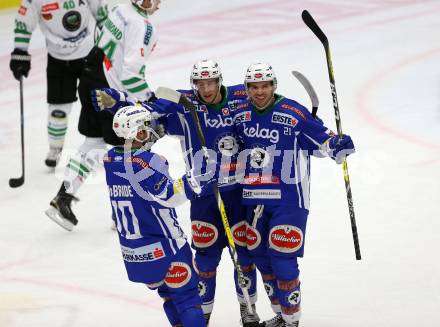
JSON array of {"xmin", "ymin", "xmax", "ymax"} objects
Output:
[{"xmin": 11, "ymin": 54, "xmax": 31, "ymax": 61}]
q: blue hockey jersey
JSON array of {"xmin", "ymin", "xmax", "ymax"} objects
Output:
[
  {"xmin": 150, "ymin": 84, "xmax": 248, "ymax": 194},
  {"xmin": 233, "ymin": 95, "xmax": 335, "ymax": 208},
  {"xmin": 103, "ymin": 146, "xmax": 193, "ymax": 284}
]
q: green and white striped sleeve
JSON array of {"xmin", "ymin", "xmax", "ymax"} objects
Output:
[{"xmin": 13, "ymin": 0, "xmax": 38, "ymax": 51}]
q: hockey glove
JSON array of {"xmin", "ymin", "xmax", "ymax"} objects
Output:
[
  {"xmin": 91, "ymin": 88, "xmax": 129, "ymax": 113},
  {"xmin": 329, "ymin": 134, "xmax": 355, "ymax": 164},
  {"xmin": 182, "ymin": 157, "xmax": 218, "ymax": 197},
  {"xmin": 10, "ymin": 48, "xmax": 31, "ymax": 80}
]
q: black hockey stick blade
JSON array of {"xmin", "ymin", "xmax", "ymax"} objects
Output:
[
  {"xmin": 9, "ymin": 176, "xmax": 24, "ymax": 188},
  {"xmin": 302, "ymin": 10, "xmax": 328, "ymax": 48},
  {"xmin": 291, "ymin": 71, "xmax": 319, "ymax": 117}
]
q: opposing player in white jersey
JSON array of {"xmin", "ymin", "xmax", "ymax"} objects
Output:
[
  {"xmin": 10, "ymin": 0, "xmax": 109, "ymax": 167},
  {"xmin": 45, "ymin": 0, "xmax": 161, "ymax": 231},
  {"xmin": 105, "ymin": 105, "xmax": 213, "ymax": 327}
]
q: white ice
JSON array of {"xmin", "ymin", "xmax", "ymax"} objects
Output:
[{"xmin": 0, "ymin": 0, "xmax": 439, "ymax": 326}]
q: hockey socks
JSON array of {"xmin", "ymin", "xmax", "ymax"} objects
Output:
[
  {"xmin": 197, "ymin": 270, "xmax": 216, "ymax": 314},
  {"xmin": 47, "ymin": 103, "xmax": 72, "ymax": 149},
  {"xmin": 63, "ymin": 137, "xmax": 107, "ymax": 194},
  {"xmin": 234, "ymin": 264, "xmax": 257, "ymax": 305}
]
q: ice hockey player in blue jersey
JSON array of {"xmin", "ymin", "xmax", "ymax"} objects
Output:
[
  {"xmin": 104, "ymin": 105, "xmax": 216, "ymax": 327},
  {"xmin": 232, "ymin": 63, "xmax": 355, "ymax": 327},
  {"xmin": 92, "ymin": 60, "xmax": 260, "ymax": 326}
]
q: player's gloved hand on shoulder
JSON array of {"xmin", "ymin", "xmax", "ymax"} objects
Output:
[
  {"xmin": 91, "ymin": 88, "xmax": 129, "ymax": 112},
  {"xmin": 10, "ymin": 48, "xmax": 31, "ymax": 80},
  {"xmin": 329, "ymin": 134, "xmax": 355, "ymax": 164}
]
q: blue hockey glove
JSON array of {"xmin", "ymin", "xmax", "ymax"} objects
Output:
[
  {"xmin": 329, "ymin": 134, "xmax": 355, "ymax": 164},
  {"xmin": 91, "ymin": 88, "xmax": 129, "ymax": 113}
]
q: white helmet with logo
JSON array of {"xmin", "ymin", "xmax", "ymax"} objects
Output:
[
  {"xmin": 131, "ymin": 0, "xmax": 160, "ymax": 15},
  {"xmin": 113, "ymin": 105, "xmax": 154, "ymax": 142},
  {"xmin": 190, "ymin": 59, "xmax": 223, "ymax": 91},
  {"xmin": 244, "ymin": 62, "xmax": 277, "ymax": 91}
]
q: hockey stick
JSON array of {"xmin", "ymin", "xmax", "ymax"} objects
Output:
[
  {"xmin": 291, "ymin": 71, "xmax": 319, "ymax": 118},
  {"xmin": 156, "ymin": 86, "xmax": 255, "ymax": 314},
  {"xmin": 302, "ymin": 10, "xmax": 361, "ymax": 260},
  {"xmin": 9, "ymin": 77, "xmax": 25, "ymax": 188}
]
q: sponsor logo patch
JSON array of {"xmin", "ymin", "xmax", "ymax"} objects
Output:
[
  {"xmin": 41, "ymin": 3, "xmax": 59, "ymax": 13},
  {"xmin": 126, "ymin": 156, "xmax": 150, "ymax": 169},
  {"xmin": 18, "ymin": 6, "xmax": 27, "ymax": 15},
  {"xmin": 204, "ymin": 114, "xmax": 233, "ymax": 128},
  {"xmin": 231, "ymin": 221, "xmax": 247, "ymax": 246},
  {"xmin": 198, "ymin": 280, "xmax": 207, "ymax": 297},
  {"xmin": 244, "ymin": 175, "xmax": 280, "ymax": 185},
  {"xmin": 165, "ymin": 262, "xmax": 192, "ymax": 288},
  {"xmin": 242, "ymin": 189, "xmax": 281, "ymax": 200},
  {"xmin": 233, "ymin": 110, "xmax": 251, "ymax": 123},
  {"xmin": 120, "ymin": 242, "xmax": 165, "ymax": 263},
  {"xmin": 250, "ymin": 147, "xmax": 270, "ymax": 169},
  {"xmin": 246, "ymin": 224, "xmax": 261, "ymax": 250},
  {"xmin": 281, "ymin": 103, "xmax": 306, "ymax": 120},
  {"xmin": 217, "ymin": 135, "xmax": 238, "ymax": 156},
  {"xmin": 288, "ymin": 290, "xmax": 301, "ymax": 305},
  {"xmin": 269, "ymin": 225, "xmax": 303, "ymax": 253},
  {"xmin": 264, "ymin": 282, "xmax": 274, "ymax": 297},
  {"xmin": 244, "ymin": 123, "xmax": 279, "ymax": 143},
  {"xmin": 192, "ymin": 221, "xmax": 218, "ymax": 248},
  {"xmin": 271, "ymin": 112, "xmax": 298, "ymax": 127}
]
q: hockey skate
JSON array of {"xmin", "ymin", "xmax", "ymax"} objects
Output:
[
  {"xmin": 45, "ymin": 147, "xmax": 62, "ymax": 168},
  {"xmin": 240, "ymin": 303, "xmax": 260, "ymax": 327},
  {"xmin": 204, "ymin": 313, "xmax": 211, "ymax": 326},
  {"xmin": 45, "ymin": 193, "xmax": 79, "ymax": 231},
  {"xmin": 259, "ymin": 313, "xmax": 283, "ymax": 327},
  {"xmin": 259, "ymin": 314, "xmax": 299, "ymax": 327}
]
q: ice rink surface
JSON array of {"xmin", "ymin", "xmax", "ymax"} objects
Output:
[{"xmin": 0, "ymin": 0, "xmax": 439, "ymax": 326}]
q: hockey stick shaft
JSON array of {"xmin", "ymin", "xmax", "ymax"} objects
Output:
[
  {"xmin": 9, "ymin": 77, "xmax": 25, "ymax": 188},
  {"xmin": 302, "ymin": 10, "xmax": 361, "ymax": 260},
  {"xmin": 155, "ymin": 87, "xmax": 254, "ymax": 313},
  {"xmin": 291, "ymin": 71, "xmax": 319, "ymax": 117}
]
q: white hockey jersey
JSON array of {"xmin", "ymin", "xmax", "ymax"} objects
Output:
[
  {"xmin": 96, "ymin": 3, "xmax": 158, "ymax": 102},
  {"xmin": 13, "ymin": 0, "xmax": 108, "ymax": 60}
]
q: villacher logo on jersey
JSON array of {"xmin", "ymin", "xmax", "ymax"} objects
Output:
[
  {"xmin": 165, "ymin": 262, "xmax": 192, "ymax": 288},
  {"xmin": 231, "ymin": 221, "xmax": 247, "ymax": 247},
  {"xmin": 192, "ymin": 221, "xmax": 218, "ymax": 248}
]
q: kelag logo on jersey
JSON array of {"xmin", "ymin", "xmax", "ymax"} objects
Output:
[
  {"xmin": 234, "ymin": 111, "xmax": 251, "ymax": 124},
  {"xmin": 271, "ymin": 112, "xmax": 298, "ymax": 127},
  {"xmin": 204, "ymin": 114, "xmax": 233, "ymax": 129},
  {"xmin": 244, "ymin": 123, "xmax": 279, "ymax": 143}
]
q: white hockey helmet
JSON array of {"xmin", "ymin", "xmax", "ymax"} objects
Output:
[
  {"xmin": 113, "ymin": 105, "xmax": 154, "ymax": 142},
  {"xmin": 244, "ymin": 63, "xmax": 277, "ymax": 91},
  {"xmin": 190, "ymin": 59, "xmax": 223, "ymax": 91},
  {"xmin": 131, "ymin": 0, "xmax": 160, "ymax": 15}
]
